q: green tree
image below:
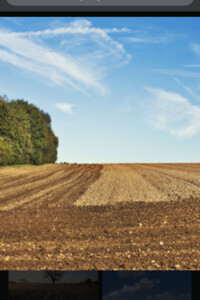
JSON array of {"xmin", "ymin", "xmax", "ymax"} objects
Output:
[{"xmin": 0, "ymin": 96, "xmax": 58, "ymax": 166}]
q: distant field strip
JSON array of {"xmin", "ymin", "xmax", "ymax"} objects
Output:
[
  {"xmin": 1, "ymin": 163, "xmax": 200, "ymax": 210},
  {"xmin": 0, "ymin": 164, "xmax": 102, "ymax": 211},
  {"xmin": 75, "ymin": 163, "xmax": 200, "ymax": 205}
]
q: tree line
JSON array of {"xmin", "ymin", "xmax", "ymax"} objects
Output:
[{"xmin": 0, "ymin": 96, "xmax": 58, "ymax": 166}]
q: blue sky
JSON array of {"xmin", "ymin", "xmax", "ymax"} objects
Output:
[
  {"xmin": 0, "ymin": 17, "xmax": 200, "ymax": 163},
  {"xmin": 103, "ymin": 271, "xmax": 191, "ymax": 300}
]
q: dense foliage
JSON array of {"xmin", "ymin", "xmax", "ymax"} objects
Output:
[{"xmin": 0, "ymin": 96, "xmax": 58, "ymax": 165}]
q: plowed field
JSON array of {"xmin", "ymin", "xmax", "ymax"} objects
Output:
[{"xmin": 0, "ymin": 163, "xmax": 200, "ymax": 270}]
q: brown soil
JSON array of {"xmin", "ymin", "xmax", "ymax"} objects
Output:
[{"xmin": 0, "ymin": 163, "xmax": 199, "ymax": 270}]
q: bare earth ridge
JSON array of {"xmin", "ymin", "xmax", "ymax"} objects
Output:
[{"xmin": 0, "ymin": 163, "xmax": 199, "ymax": 270}]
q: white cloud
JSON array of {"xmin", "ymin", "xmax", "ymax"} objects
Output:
[
  {"xmin": 0, "ymin": 19, "xmax": 131, "ymax": 96},
  {"xmin": 146, "ymin": 87, "xmax": 200, "ymax": 139},
  {"xmin": 182, "ymin": 86, "xmax": 200, "ymax": 102},
  {"xmin": 55, "ymin": 103, "xmax": 74, "ymax": 114},
  {"xmin": 0, "ymin": 30, "xmax": 102, "ymax": 95},
  {"xmin": 15, "ymin": 19, "xmax": 130, "ymax": 38},
  {"xmin": 104, "ymin": 277, "xmax": 159, "ymax": 300}
]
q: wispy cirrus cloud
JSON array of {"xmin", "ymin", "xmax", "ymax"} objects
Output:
[
  {"xmin": 16, "ymin": 19, "xmax": 130, "ymax": 37},
  {"xmin": 145, "ymin": 87, "xmax": 200, "ymax": 139},
  {"xmin": 0, "ymin": 19, "xmax": 131, "ymax": 96},
  {"xmin": 0, "ymin": 28, "xmax": 103, "ymax": 95},
  {"xmin": 173, "ymin": 77, "xmax": 200, "ymax": 102},
  {"xmin": 55, "ymin": 103, "xmax": 74, "ymax": 114}
]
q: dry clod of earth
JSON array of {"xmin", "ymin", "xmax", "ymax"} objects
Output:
[{"xmin": 0, "ymin": 163, "xmax": 200, "ymax": 270}]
